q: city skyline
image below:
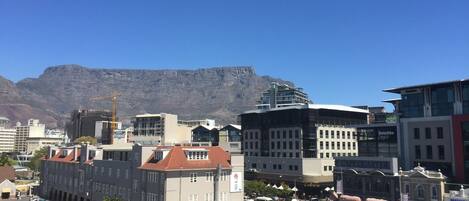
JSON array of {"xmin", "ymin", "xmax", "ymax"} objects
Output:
[{"xmin": 1, "ymin": 0, "xmax": 469, "ymax": 109}]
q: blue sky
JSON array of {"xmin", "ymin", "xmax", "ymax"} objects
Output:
[{"xmin": 1, "ymin": 0, "xmax": 468, "ymax": 109}]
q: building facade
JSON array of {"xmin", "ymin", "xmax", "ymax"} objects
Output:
[
  {"xmin": 39, "ymin": 144, "xmax": 244, "ymax": 201},
  {"xmin": 15, "ymin": 119, "xmax": 46, "ymax": 153},
  {"xmin": 334, "ymin": 157, "xmax": 400, "ymax": 201},
  {"xmin": 352, "ymin": 123, "xmax": 398, "ymax": 158},
  {"xmin": 384, "ymin": 79, "xmax": 469, "ymax": 183},
  {"xmin": 66, "ymin": 110, "xmax": 112, "ymax": 144},
  {"xmin": 131, "ymin": 113, "xmax": 192, "ymax": 145},
  {"xmin": 0, "ymin": 127, "xmax": 15, "ymax": 154},
  {"xmin": 256, "ymin": 82, "xmax": 311, "ymax": 110},
  {"xmin": 240, "ymin": 104, "xmax": 367, "ymax": 194}
]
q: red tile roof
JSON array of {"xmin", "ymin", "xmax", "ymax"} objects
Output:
[
  {"xmin": 140, "ymin": 146, "xmax": 231, "ymax": 171},
  {"xmin": 46, "ymin": 149, "xmax": 80, "ymax": 163},
  {"xmin": 0, "ymin": 166, "xmax": 15, "ymax": 181}
]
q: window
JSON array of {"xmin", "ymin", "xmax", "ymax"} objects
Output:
[
  {"xmin": 319, "ymin": 130, "xmax": 323, "ymax": 138},
  {"xmin": 263, "ymin": 164, "xmax": 267, "ymax": 169},
  {"xmin": 326, "ymin": 153, "xmax": 330, "ymax": 158},
  {"xmin": 206, "ymin": 172, "xmax": 213, "ymax": 181},
  {"xmin": 221, "ymin": 171, "xmax": 227, "ymax": 181},
  {"xmin": 405, "ymin": 184, "xmax": 410, "ymax": 193},
  {"xmin": 289, "ymin": 130, "xmax": 292, "ymax": 138},
  {"xmin": 337, "ymin": 142, "xmax": 340, "ymax": 150},
  {"xmin": 283, "ymin": 131, "xmax": 287, "ymax": 139},
  {"xmin": 342, "ymin": 131, "xmax": 345, "ymax": 139},
  {"xmin": 283, "ymin": 142, "xmax": 287, "ymax": 149},
  {"xmin": 417, "ymin": 185, "xmax": 424, "ymax": 198},
  {"xmin": 415, "ymin": 146, "xmax": 421, "ymax": 159},
  {"xmin": 271, "ymin": 131, "xmax": 275, "ymax": 139},
  {"xmin": 295, "ymin": 130, "xmax": 299, "ymax": 138},
  {"xmin": 437, "ymin": 127, "xmax": 443, "ymax": 139},
  {"xmin": 414, "ymin": 128, "xmax": 420, "ymax": 139},
  {"xmin": 427, "ymin": 145, "xmax": 433, "ymax": 159},
  {"xmin": 331, "ymin": 131, "xmax": 335, "ymax": 139},
  {"xmin": 277, "ymin": 141, "xmax": 280, "ymax": 149},
  {"xmin": 277, "ymin": 131, "xmax": 280, "ymax": 139},
  {"xmin": 189, "ymin": 194, "xmax": 199, "ymax": 201},
  {"xmin": 320, "ymin": 153, "xmax": 323, "ymax": 158},
  {"xmin": 320, "ymin": 141, "xmax": 324, "ymax": 149},
  {"xmin": 190, "ymin": 172, "xmax": 197, "ymax": 182},
  {"xmin": 328, "ymin": 166, "xmax": 333, "ymax": 171},
  {"xmin": 271, "ymin": 142, "xmax": 275, "ymax": 149},
  {"xmin": 326, "ymin": 142, "xmax": 329, "ymax": 149},
  {"xmin": 347, "ymin": 131, "xmax": 351, "ymax": 139},
  {"xmin": 295, "ymin": 141, "xmax": 299, "ymax": 149},
  {"xmin": 431, "ymin": 185, "xmax": 438, "ymax": 199},
  {"xmin": 331, "ymin": 142, "xmax": 335, "ymax": 150},
  {"xmin": 438, "ymin": 145, "xmax": 445, "ymax": 160},
  {"xmin": 324, "ymin": 166, "xmax": 327, "ymax": 171},
  {"xmin": 278, "ymin": 165, "xmax": 282, "ymax": 170},
  {"xmin": 273, "ymin": 164, "xmax": 277, "ymax": 170},
  {"xmin": 289, "ymin": 141, "xmax": 293, "ymax": 149},
  {"xmin": 426, "ymin": 128, "xmax": 432, "ymax": 139}
]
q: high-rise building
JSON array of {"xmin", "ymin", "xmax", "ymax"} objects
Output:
[
  {"xmin": 256, "ymin": 82, "xmax": 311, "ymax": 110},
  {"xmin": 15, "ymin": 119, "xmax": 46, "ymax": 153},
  {"xmin": 66, "ymin": 110, "xmax": 112, "ymax": 144},
  {"xmin": 39, "ymin": 143, "xmax": 244, "ymax": 201},
  {"xmin": 0, "ymin": 117, "xmax": 15, "ymax": 153},
  {"xmin": 132, "ymin": 113, "xmax": 192, "ymax": 145},
  {"xmin": 384, "ymin": 78, "xmax": 469, "ymax": 183},
  {"xmin": 240, "ymin": 104, "xmax": 367, "ymax": 195}
]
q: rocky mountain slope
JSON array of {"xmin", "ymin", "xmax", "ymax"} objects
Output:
[{"xmin": 0, "ymin": 65, "xmax": 293, "ymax": 128}]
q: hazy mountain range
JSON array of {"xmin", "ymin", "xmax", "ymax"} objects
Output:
[{"xmin": 0, "ymin": 65, "xmax": 293, "ymax": 128}]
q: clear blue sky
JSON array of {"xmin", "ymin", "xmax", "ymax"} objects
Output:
[{"xmin": 1, "ymin": 0, "xmax": 468, "ymax": 109}]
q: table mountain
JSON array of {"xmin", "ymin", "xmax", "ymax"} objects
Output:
[{"xmin": 0, "ymin": 65, "xmax": 293, "ymax": 128}]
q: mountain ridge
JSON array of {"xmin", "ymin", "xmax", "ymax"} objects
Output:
[{"xmin": 0, "ymin": 64, "xmax": 293, "ymax": 128}]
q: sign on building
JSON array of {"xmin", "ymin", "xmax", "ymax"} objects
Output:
[{"xmin": 230, "ymin": 172, "xmax": 243, "ymax": 192}]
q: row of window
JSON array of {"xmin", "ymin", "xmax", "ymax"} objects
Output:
[
  {"xmin": 320, "ymin": 152, "xmax": 357, "ymax": 158},
  {"xmin": 415, "ymin": 145, "xmax": 445, "ymax": 160},
  {"xmin": 413, "ymin": 127, "xmax": 444, "ymax": 140},
  {"xmin": 270, "ymin": 130, "xmax": 300, "ymax": 139},
  {"xmin": 324, "ymin": 165, "xmax": 334, "ymax": 171},
  {"xmin": 319, "ymin": 141, "xmax": 356, "ymax": 150},
  {"xmin": 188, "ymin": 192, "xmax": 228, "ymax": 201},
  {"xmin": 190, "ymin": 172, "xmax": 228, "ymax": 183},
  {"xmin": 319, "ymin": 130, "xmax": 355, "ymax": 140}
]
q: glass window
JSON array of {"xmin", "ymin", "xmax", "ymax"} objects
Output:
[
  {"xmin": 331, "ymin": 131, "xmax": 335, "ymax": 139},
  {"xmin": 432, "ymin": 185, "xmax": 438, "ymax": 199},
  {"xmin": 427, "ymin": 145, "xmax": 433, "ymax": 159},
  {"xmin": 414, "ymin": 128, "xmax": 420, "ymax": 139},
  {"xmin": 401, "ymin": 92, "xmax": 424, "ymax": 117},
  {"xmin": 426, "ymin": 128, "xmax": 431, "ymax": 139},
  {"xmin": 289, "ymin": 130, "xmax": 293, "ymax": 138},
  {"xmin": 415, "ymin": 145, "xmax": 421, "ymax": 159},
  {"xmin": 295, "ymin": 130, "xmax": 299, "ymax": 138},
  {"xmin": 463, "ymin": 84, "xmax": 469, "ymax": 114},
  {"xmin": 437, "ymin": 127, "xmax": 443, "ymax": 139},
  {"xmin": 438, "ymin": 145, "xmax": 445, "ymax": 160},
  {"xmin": 431, "ymin": 86, "xmax": 455, "ymax": 116}
]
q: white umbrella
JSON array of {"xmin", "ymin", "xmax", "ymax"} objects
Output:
[
  {"xmin": 324, "ymin": 187, "xmax": 331, "ymax": 191},
  {"xmin": 272, "ymin": 184, "xmax": 278, "ymax": 189},
  {"xmin": 292, "ymin": 186, "xmax": 298, "ymax": 192},
  {"xmin": 278, "ymin": 185, "xmax": 284, "ymax": 190},
  {"xmin": 266, "ymin": 184, "xmax": 271, "ymax": 187}
]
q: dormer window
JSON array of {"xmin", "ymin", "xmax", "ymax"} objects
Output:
[{"xmin": 186, "ymin": 150, "xmax": 209, "ymax": 160}]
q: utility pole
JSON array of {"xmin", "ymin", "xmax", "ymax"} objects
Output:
[{"xmin": 214, "ymin": 164, "xmax": 222, "ymax": 201}]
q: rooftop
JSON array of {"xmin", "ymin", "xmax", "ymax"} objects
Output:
[
  {"xmin": 243, "ymin": 103, "xmax": 369, "ymax": 114},
  {"xmin": 140, "ymin": 146, "xmax": 231, "ymax": 171},
  {"xmin": 383, "ymin": 78, "xmax": 469, "ymax": 93}
]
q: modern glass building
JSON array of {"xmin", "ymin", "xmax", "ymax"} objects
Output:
[{"xmin": 256, "ymin": 82, "xmax": 311, "ymax": 110}]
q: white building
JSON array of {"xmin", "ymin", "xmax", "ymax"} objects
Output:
[
  {"xmin": 15, "ymin": 119, "xmax": 46, "ymax": 153},
  {"xmin": 0, "ymin": 127, "xmax": 16, "ymax": 153},
  {"xmin": 132, "ymin": 113, "xmax": 192, "ymax": 145}
]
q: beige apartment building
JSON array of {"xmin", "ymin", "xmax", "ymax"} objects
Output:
[
  {"xmin": 0, "ymin": 126, "xmax": 16, "ymax": 153},
  {"xmin": 132, "ymin": 113, "xmax": 193, "ymax": 145},
  {"xmin": 15, "ymin": 119, "xmax": 46, "ymax": 153},
  {"xmin": 39, "ymin": 143, "xmax": 244, "ymax": 201}
]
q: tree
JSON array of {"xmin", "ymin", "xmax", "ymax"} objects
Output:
[
  {"xmin": 74, "ymin": 136, "xmax": 97, "ymax": 145},
  {"xmin": 103, "ymin": 196, "xmax": 123, "ymax": 201},
  {"xmin": 0, "ymin": 154, "xmax": 16, "ymax": 166},
  {"xmin": 28, "ymin": 147, "xmax": 48, "ymax": 171}
]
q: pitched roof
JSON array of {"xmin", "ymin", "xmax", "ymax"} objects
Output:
[
  {"xmin": 140, "ymin": 146, "xmax": 231, "ymax": 171},
  {"xmin": 0, "ymin": 166, "xmax": 15, "ymax": 181},
  {"xmin": 46, "ymin": 149, "xmax": 80, "ymax": 163}
]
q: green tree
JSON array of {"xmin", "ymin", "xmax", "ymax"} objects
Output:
[
  {"xmin": 0, "ymin": 154, "xmax": 16, "ymax": 166},
  {"xmin": 28, "ymin": 147, "xmax": 48, "ymax": 171},
  {"xmin": 103, "ymin": 196, "xmax": 123, "ymax": 201},
  {"xmin": 74, "ymin": 136, "xmax": 97, "ymax": 145}
]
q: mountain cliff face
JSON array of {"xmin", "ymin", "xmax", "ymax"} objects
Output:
[{"xmin": 0, "ymin": 65, "xmax": 293, "ymax": 128}]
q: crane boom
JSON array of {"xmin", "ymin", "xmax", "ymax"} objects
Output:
[{"xmin": 90, "ymin": 92, "xmax": 121, "ymax": 144}]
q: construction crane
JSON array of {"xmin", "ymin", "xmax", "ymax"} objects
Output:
[{"xmin": 90, "ymin": 92, "xmax": 121, "ymax": 144}]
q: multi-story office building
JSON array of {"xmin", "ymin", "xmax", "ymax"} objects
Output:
[
  {"xmin": 26, "ymin": 137, "xmax": 63, "ymax": 154},
  {"xmin": 0, "ymin": 123, "xmax": 16, "ymax": 153},
  {"xmin": 384, "ymin": 79, "xmax": 469, "ymax": 183},
  {"xmin": 132, "ymin": 113, "xmax": 192, "ymax": 145},
  {"xmin": 66, "ymin": 110, "xmax": 112, "ymax": 144},
  {"xmin": 256, "ymin": 82, "xmax": 311, "ymax": 110},
  {"xmin": 241, "ymin": 104, "xmax": 367, "ymax": 194},
  {"xmin": 39, "ymin": 143, "xmax": 244, "ymax": 201},
  {"xmin": 15, "ymin": 119, "xmax": 46, "ymax": 153},
  {"xmin": 352, "ymin": 123, "xmax": 398, "ymax": 158},
  {"xmin": 334, "ymin": 156, "xmax": 400, "ymax": 200},
  {"xmin": 191, "ymin": 125, "xmax": 220, "ymax": 146}
]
